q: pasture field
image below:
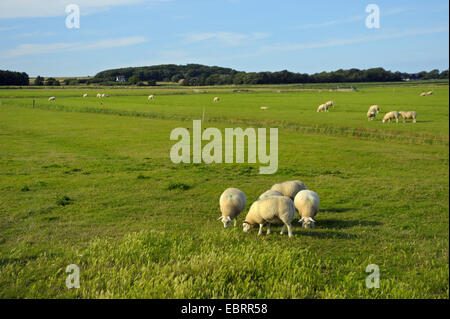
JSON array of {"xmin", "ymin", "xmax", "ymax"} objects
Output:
[{"xmin": 0, "ymin": 83, "xmax": 448, "ymax": 298}]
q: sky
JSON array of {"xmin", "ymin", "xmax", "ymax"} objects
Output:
[{"xmin": 0, "ymin": 0, "xmax": 448, "ymax": 77}]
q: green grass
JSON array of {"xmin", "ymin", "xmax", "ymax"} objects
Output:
[{"xmin": 0, "ymin": 83, "xmax": 448, "ymax": 298}]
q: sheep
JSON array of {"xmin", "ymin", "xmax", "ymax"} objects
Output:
[
  {"xmin": 102, "ymin": 94, "xmax": 109, "ymax": 98},
  {"xmin": 218, "ymin": 188, "xmax": 246, "ymax": 228},
  {"xmin": 367, "ymin": 110, "xmax": 376, "ymax": 121},
  {"xmin": 48, "ymin": 96, "xmax": 56, "ymax": 101},
  {"xmin": 260, "ymin": 106, "xmax": 270, "ymax": 110},
  {"xmin": 369, "ymin": 104, "xmax": 380, "ymax": 114},
  {"xmin": 97, "ymin": 93, "xmax": 102, "ymax": 98},
  {"xmin": 148, "ymin": 95, "xmax": 154, "ymax": 100},
  {"xmin": 271, "ymin": 180, "xmax": 307, "ymax": 200},
  {"xmin": 213, "ymin": 97, "xmax": 220, "ymax": 102},
  {"xmin": 426, "ymin": 90, "xmax": 433, "ymax": 95},
  {"xmin": 317, "ymin": 104, "xmax": 329, "ymax": 112},
  {"xmin": 258, "ymin": 190, "xmax": 283, "ymax": 200},
  {"xmin": 325, "ymin": 100, "xmax": 334, "ymax": 108},
  {"xmin": 83, "ymin": 93, "xmax": 88, "ymax": 98},
  {"xmin": 382, "ymin": 111, "xmax": 399, "ymax": 123},
  {"xmin": 420, "ymin": 92, "xmax": 427, "ymax": 96},
  {"xmin": 242, "ymin": 196, "xmax": 295, "ymax": 237},
  {"xmin": 399, "ymin": 111, "xmax": 417, "ymax": 123},
  {"xmin": 294, "ymin": 190, "xmax": 320, "ymax": 229}
]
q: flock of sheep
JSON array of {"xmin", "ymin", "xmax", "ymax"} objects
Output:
[
  {"xmin": 316, "ymin": 99, "xmax": 419, "ymax": 124},
  {"xmin": 218, "ymin": 181, "xmax": 319, "ymax": 238}
]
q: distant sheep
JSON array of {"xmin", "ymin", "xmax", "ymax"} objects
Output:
[
  {"xmin": 260, "ymin": 106, "xmax": 270, "ymax": 110},
  {"xmin": 83, "ymin": 93, "xmax": 88, "ymax": 98},
  {"xmin": 148, "ymin": 95, "xmax": 154, "ymax": 100},
  {"xmin": 218, "ymin": 188, "xmax": 246, "ymax": 228},
  {"xmin": 258, "ymin": 190, "xmax": 283, "ymax": 200},
  {"xmin": 420, "ymin": 92, "xmax": 427, "ymax": 96},
  {"xmin": 426, "ymin": 90, "xmax": 433, "ymax": 95},
  {"xmin": 367, "ymin": 110, "xmax": 376, "ymax": 121},
  {"xmin": 243, "ymin": 196, "xmax": 295, "ymax": 237},
  {"xmin": 97, "ymin": 93, "xmax": 102, "ymax": 98},
  {"xmin": 213, "ymin": 97, "xmax": 220, "ymax": 102},
  {"xmin": 399, "ymin": 111, "xmax": 417, "ymax": 123},
  {"xmin": 382, "ymin": 111, "xmax": 399, "ymax": 123},
  {"xmin": 369, "ymin": 105, "xmax": 380, "ymax": 114},
  {"xmin": 294, "ymin": 190, "xmax": 320, "ymax": 228},
  {"xmin": 271, "ymin": 180, "xmax": 307, "ymax": 200},
  {"xmin": 101, "ymin": 94, "xmax": 109, "ymax": 98},
  {"xmin": 317, "ymin": 104, "xmax": 329, "ymax": 112},
  {"xmin": 48, "ymin": 96, "xmax": 56, "ymax": 101}
]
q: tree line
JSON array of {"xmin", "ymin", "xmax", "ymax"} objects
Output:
[
  {"xmin": 0, "ymin": 70, "xmax": 29, "ymax": 86},
  {"xmin": 92, "ymin": 64, "xmax": 449, "ymax": 86}
]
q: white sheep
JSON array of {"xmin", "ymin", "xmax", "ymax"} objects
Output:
[
  {"xmin": 426, "ymin": 90, "xmax": 433, "ymax": 95},
  {"xmin": 420, "ymin": 92, "xmax": 427, "ymax": 96},
  {"xmin": 258, "ymin": 190, "xmax": 282, "ymax": 200},
  {"xmin": 260, "ymin": 106, "xmax": 270, "ymax": 110},
  {"xmin": 325, "ymin": 100, "xmax": 334, "ymax": 108},
  {"xmin": 369, "ymin": 104, "xmax": 380, "ymax": 114},
  {"xmin": 148, "ymin": 95, "xmax": 154, "ymax": 100},
  {"xmin": 294, "ymin": 190, "xmax": 320, "ymax": 228},
  {"xmin": 399, "ymin": 111, "xmax": 417, "ymax": 123},
  {"xmin": 48, "ymin": 96, "xmax": 56, "ymax": 101},
  {"xmin": 382, "ymin": 111, "xmax": 399, "ymax": 123},
  {"xmin": 271, "ymin": 180, "xmax": 307, "ymax": 200},
  {"xmin": 213, "ymin": 97, "xmax": 220, "ymax": 102},
  {"xmin": 101, "ymin": 94, "xmax": 109, "ymax": 98},
  {"xmin": 97, "ymin": 93, "xmax": 102, "ymax": 98},
  {"xmin": 243, "ymin": 196, "xmax": 295, "ymax": 237},
  {"xmin": 83, "ymin": 93, "xmax": 88, "ymax": 98},
  {"xmin": 317, "ymin": 104, "xmax": 329, "ymax": 112},
  {"xmin": 367, "ymin": 110, "xmax": 376, "ymax": 121},
  {"xmin": 218, "ymin": 188, "xmax": 246, "ymax": 228}
]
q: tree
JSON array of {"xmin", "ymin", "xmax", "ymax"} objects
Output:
[
  {"xmin": 35, "ymin": 76, "xmax": 44, "ymax": 86},
  {"xmin": 45, "ymin": 77, "xmax": 60, "ymax": 86}
]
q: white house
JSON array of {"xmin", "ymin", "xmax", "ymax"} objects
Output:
[{"xmin": 116, "ymin": 75, "xmax": 126, "ymax": 83}]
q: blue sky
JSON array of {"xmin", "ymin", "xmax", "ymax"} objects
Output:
[{"xmin": 0, "ymin": 0, "xmax": 448, "ymax": 77}]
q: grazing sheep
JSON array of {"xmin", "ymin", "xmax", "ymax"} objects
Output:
[
  {"xmin": 382, "ymin": 111, "xmax": 399, "ymax": 123},
  {"xmin": 426, "ymin": 90, "xmax": 433, "ymax": 95},
  {"xmin": 213, "ymin": 97, "xmax": 220, "ymax": 102},
  {"xmin": 148, "ymin": 95, "xmax": 154, "ymax": 100},
  {"xmin": 97, "ymin": 93, "xmax": 102, "ymax": 98},
  {"xmin": 399, "ymin": 111, "xmax": 417, "ymax": 123},
  {"xmin": 369, "ymin": 104, "xmax": 380, "ymax": 114},
  {"xmin": 260, "ymin": 106, "xmax": 270, "ymax": 110},
  {"xmin": 294, "ymin": 190, "xmax": 320, "ymax": 229},
  {"xmin": 243, "ymin": 196, "xmax": 295, "ymax": 237},
  {"xmin": 367, "ymin": 110, "xmax": 376, "ymax": 121},
  {"xmin": 82, "ymin": 93, "xmax": 88, "ymax": 98},
  {"xmin": 258, "ymin": 190, "xmax": 283, "ymax": 200},
  {"xmin": 420, "ymin": 92, "xmax": 427, "ymax": 96},
  {"xmin": 271, "ymin": 180, "xmax": 307, "ymax": 200},
  {"xmin": 325, "ymin": 100, "xmax": 335, "ymax": 108},
  {"xmin": 218, "ymin": 188, "xmax": 246, "ymax": 228},
  {"xmin": 48, "ymin": 96, "xmax": 56, "ymax": 101},
  {"xmin": 317, "ymin": 104, "xmax": 329, "ymax": 112}
]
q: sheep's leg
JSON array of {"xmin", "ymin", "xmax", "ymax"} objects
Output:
[
  {"xmin": 413, "ymin": 119, "xmax": 416, "ymax": 123},
  {"xmin": 234, "ymin": 219, "xmax": 237, "ymax": 227},
  {"xmin": 280, "ymin": 225, "xmax": 286, "ymax": 235},
  {"xmin": 266, "ymin": 223, "xmax": 271, "ymax": 235},
  {"xmin": 286, "ymin": 222, "xmax": 293, "ymax": 238},
  {"xmin": 258, "ymin": 224, "xmax": 264, "ymax": 236}
]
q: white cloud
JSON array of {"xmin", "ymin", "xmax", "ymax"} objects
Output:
[
  {"xmin": 0, "ymin": 0, "xmax": 171, "ymax": 19},
  {"xmin": 0, "ymin": 36, "xmax": 147, "ymax": 58},
  {"xmin": 261, "ymin": 27, "xmax": 449, "ymax": 53},
  {"xmin": 181, "ymin": 31, "xmax": 270, "ymax": 46}
]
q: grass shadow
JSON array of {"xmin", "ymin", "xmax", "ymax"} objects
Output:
[
  {"xmin": 316, "ymin": 218, "xmax": 382, "ymax": 230},
  {"xmin": 320, "ymin": 207, "xmax": 357, "ymax": 213}
]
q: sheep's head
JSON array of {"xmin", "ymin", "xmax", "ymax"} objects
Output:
[
  {"xmin": 299, "ymin": 217, "xmax": 316, "ymax": 229},
  {"xmin": 242, "ymin": 221, "xmax": 252, "ymax": 232},
  {"xmin": 218, "ymin": 216, "xmax": 232, "ymax": 228}
]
